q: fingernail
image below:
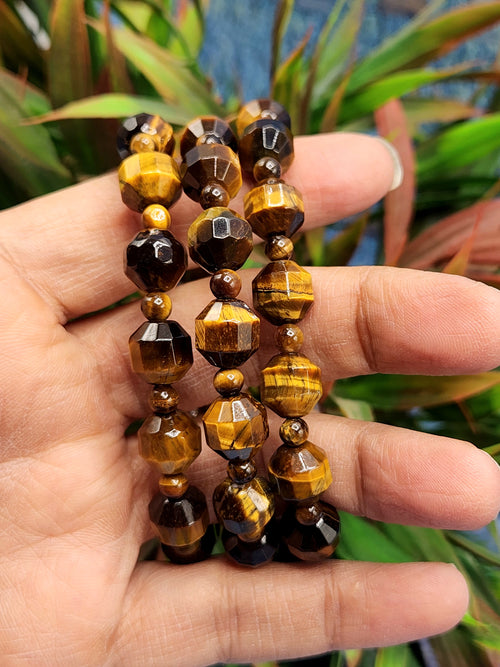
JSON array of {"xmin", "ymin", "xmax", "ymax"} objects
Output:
[{"xmin": 377, "ymin": 137, "xmax": 404, "ymax": 191}]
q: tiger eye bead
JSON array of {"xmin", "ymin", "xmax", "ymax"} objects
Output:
[
  {"xmin": 118, "ymin": 152, "xmax": 181, "ymax": 212},
  {"xmin": 199, "ymin": 183, "xmax": 230, "ymax": 209},
  {"xmin": 125, "ymin": 228, "xmax": 187, "ymax": 293},
  {"xmin": 149, "ymin": 384, "xmax": 179, "ymax": 413},
  {"xmin": 244, "ymin": 181, "xmax": 304, "ymax": 239},
  {"xmin": 239, "ymin": 119, "xmax": 294, "ymax": 175},
  {"xmin": 280, "ymin": 500, "xmax": 340, "ymax": 561},
  {"xmin": 253, "ymin": 260, "xmax": 313, "ymax": 325},
  {"xmin": 213, "ymin": 368, "xmax": 245, "ymax": 396},
  {"xmin": 159, "ymin": 474, "xmax": 189, "ymax": 498},
  {"xmin": 253, "ymin": 157, "xmax": 282, "ymax": 182},
  {"xmin": 142, "ymin": 204, "xmax": 171, "ymax": 230},
  {"xmin": 138, "ymin": 410, "xmax": 201, "ymax": 474},
  {"xmin": 265, "ymin": 235, "xmax": 294, "ymax": 261},
  {"xmin": 280, "ymin": 417, "xmax": 309, "ymax": 446},
  {"xmin": 222, "ymin": 519, "xmax": 278, "ymax": 567},
  {"xmin": 236, "ymin": 99, "xmax": 291, "ymax": 137},
  {"xmin": 181, "ymin": 144, "xmax": 242, "ymax": 204},
  {"xmin": 129, "ymin": 321, "xmax": 193, "ymax": 385},
  {"xmin": 261, "ymin": 352, "xmax": 322, "ymax": 417},
  {"xmin": 141, "ymin": 292, "xmax": 172, "ymax": 321},
  {"xmin": 275, "ymin": 324, "xmax": 303, "ymax": 353},
  {"xmin": 268, "ymin": 441, "xmax": 332, "ymax": 500},
  {"xmin": 213, "ymin": 475, "xmax": 275, "ymax": 541},
  {"xmin": 117, "ymin": 113, "xmax": 175, "ymax": 159},
  {"xmin": 228, "ymin": 460, "xmax": 257, "ymax": 483},
  {"xmin": 180, "ymin": 116, "xmax": 237, "ymax": 157},
  {"xmin": 210, "ymin": 270, "xmax": 241, "ymax": 299}
]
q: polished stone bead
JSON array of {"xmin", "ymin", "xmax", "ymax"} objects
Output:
[
  {"xmin": 159, "ymin": 473, "xmax": 189, "ymax": 498},
  {"xmin": 244, "ymin": 182, "xmax": 304, "ymax": 239},
  {"xmin": 268, "ymin": 441, "xmax": 332, "ymax": 500},
  {"xmin": 213, "ymin": 368, "xmax": 245, "ymax": 396},
  {"xmin": 203, "ymin": 393, "xmax": 268, "ymax": 462},
  {"xmin": 117, "ymin": 113, "xmax": 175, "ymax": 160},
  {"xmin": 125, "ymin": 228, "xmax": 187, "ymax": 293},
  {"xmin": 280, "ymin": 417, "xmax": 309, "ymax": 446},
  {"xmin": 180, "ymin": 116, "xmax": 237, "ymax": 157},
  {"xmin": 188, "ymin": 207, "xmax": 253, "ymax": 273},
  {"xmin": 129, "ymin": 321, "xmax": 193, "ymax": 384},
  {"xmin": 210, "ymin": 270, "xmax": 241, "ymax": 299},
  {"xmin": 275, "ymin": 324, "xmax": 303, "ymax": 353},
  {"xmin": 141, "ymin": 292, "xmax": 172, "ymax": 321},
  {"xmin": 213, "ymin": 475, "xmax": 275, "ymax": 541},
  {"xmin": 222, "ymin": 518, "xmax": 278, "ymax": 567},
  {"xmin": 149, "ymin": 384, "xmax": 179, "ymax": 413},
  {"xmin": 138, "ymin": 409, "xmax": 201, "ymax": 474},
  {"xmin": 142, "ymin": 204, "xmax": 171, "ymax": 230},
  {"xmin": 236, "ymin": 99, "xmax": 291, "ymax": 137},
  {"xmin": 253, "ymin": 157, "xmax": 281, "ymax": 182},
  {"xmin": 239, "ymin": 119, "xmax": 294, "ymax": 175},
  {"xmin": 261, "ymin": 352, "xmax": 322, "ymax": 417},
  {"xmin": 195, "ymin": 299, "xmax": 260, "ymax": 368},
  {"xmin": 265, "ymin": 234, "xmax": 294, "ymax": 261},
  {"xmin": 280, "ymin": 500, "xmax": 340, "ymax": 561},
  {"xmin": 181, "ymin": 144, "xmax": 242, "ymax": 203},
  {"xmin": 161, "ymin": 528, "xmax": 215, "ymax": 564},
  {"xmin": 253, "ymin": 260, "xmax": 313, "ymax": 325},
  {"xmin": 227, "ymin": 460, "xmax": 257, "ymax": 483},
  {"xmin": 199, "ymin": 183, "xmax": 229, "ymax": 209},
  {"xmin": 118, "ymin": 152, "xmax": 182, "ymax": 212}
]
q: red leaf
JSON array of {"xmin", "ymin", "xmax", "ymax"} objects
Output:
[{"xmin": 442, "ymin": 209, "xmax": 481, "ymax": 275}]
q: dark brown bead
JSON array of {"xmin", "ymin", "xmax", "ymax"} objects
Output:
[
  {"xmin": 149, "ymin": 485, "xmax": 210, "ymax": 547},
  {"xmin": 280, "ymin": 500, "xmax": 340, "ymax": 561},
  {"xmin": 236, "ymin": 99, "xmax": 291, "ymax": 137},
  {"xmin": 118, "ymin": 152, "xmax": 181, "ymax": 212},
  {"xmin": 149, "ymin": 384, "xmax": 179, "ymax": 413},
  {"xmin": 142, "ymin": 204, "xmax": 171, "ymax": 230},
  {"xmin": 275, "ymin": 324, "xmax": 303, "ymax": 353},
  {"xmin": 253, "ymin": 260, "xmax": 313, "ymax": 325},
  {"xmin": 199, "ymin": 183, "xmax": 230, "ymax": 209},
  {"xmin": 188, "ymin": 207, "xmax": 253, "ymax": 273},
  {"xmin": 159, "ymin": 474, "xmax": 189, "ymax": 498},
  {"xmin": 280, "ymin": 417, "xmax": 309, "ymax": 446},
  {"xmin": 138, "ymin": 409, "xmax": 201, "ymax": 474},
  {"xmin": 180, "ymin": 116, "xmax": 237, "ymax": 157},
  {"xmin": 195, "ymin": 299, "xmax": 260, "ymax": 368},
  {"xmin": 239, "ymin": 119, "xmax": 294, "ymax": 175},
  {"xmin": 265, "ymin": 235, "xmax": 294, "ymax": 261},
  {"xmin": 253, "ymin": 157, "xmax": 282, "ymax": 182},
  {"xmin": 244, "ymin": 182, "xmax": 304, "ymax": 239},
  {"xmin": 213, "ymin": 475, "xmax": 275, "ymax": 541},
  {"xmin": 141, "ymin": 292, "xmax": 172, "ymax": 321},
  {"xmin": 227, "ymin": 460, "xmax": 257, "ymax": 483},
  {"xmin": 268, "ymin": 441, "xmax": 332, "ymax": 500},
  {"xmin": 161, "ymin": 528, "xmax": 215, "ymax": 564},
  {"xmin": 117, "ymin": 113, "xmax": 175, "ymax": 160},
  {"xmin": 125, "ymin": 228, "xmax": 187, "ymax": 293},
  {"xmin": 129, "ymin": 321, "xmax": 193, "ymax": 385},
  {"xmin": 210, "ymin": 269, "xmax": 242, "ymax": 299},
  {"xmin": 213, "ymin": 368, "xmax": 245, "ymax": 396},
  {"xmin": 222, "ymin": 518, "xmax": 278, "ymax": 567},
  {"xmin": 261, "ymin": 352, "xmax": 322, "ymax": 417},
  {"xmin": 181, "ymin": 144, "xmax": 242, "ymax": 203}
]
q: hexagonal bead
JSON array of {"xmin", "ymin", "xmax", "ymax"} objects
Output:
[
  {"xmin": 243, "ymin": 182, "xmax": 304, "ymax": 239},
  {"xmin": 118, "ymin": 152, "xmax": 182, "ymax": 212},
  {"xmin": 268, "ymin": 441, "xmax": 332, "ymax": 500},
  {"xmin": 261, "ymin": 353, "xmax": 322, "ymax": 417},
  {"xmin": 280, "ymin": 500, "xmax": 340, "ymax": 561},
  {"xmin": 129, "ymin": 320, "xmax": 193, "ymax": 384},
  {"xmin": 125, "ymin": 228, "xmax": 187, "ymax": 293},
  {"xmin": 180, "ymin": 116, "xmax": 237, "ymax": 157},
  {"xmin": 239, "ymin": 119, "xmax": 294, "ymax": 175},
  {"xmin": 138, "ymin": 410, "xmax": 201, "ymax": 474},
  {"xmin": 253, "ymin": 260, "xmax": 313, "ymax": 325},
  {"xmin": 149, "ymin": 485, "xmax": 210, "ymax": 548},
  {"xmin": 213, "ymin": 475, "xmax": 275, "ymax": 540},
  {"xmin": 117, "ymin": 113, "xmax": 175, "ymax": 160},
  {"xmin": 181, "ymin": 144, "xmax": 242, "ymax": 203},
  {"xmin": 202, "ymin": 393, "xmax": 269, "ymax": 462},
  {"xmin": 222, "ymin": 519, "xmax": 278, "ymax": 567},
  {"xmin": 195, "ymin": 299, "xmax": 260, "ymax": 368},
  {"xmin": 187, "ymin": 207, "xmax": 253, "ymax": 273},
  {"xmin": 236, "ymin": 99, "xmax": 291, "ymax": 138}
]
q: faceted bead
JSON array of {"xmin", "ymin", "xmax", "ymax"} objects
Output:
[
  {"xmin": 222, "ymin": 518, "xmax": 278, "ymax": 567},
  {"xmin": 149, "ymin": 384, "xmax": 179, "ymax": 414},
  {"xmin": 188, "ymin": 207, "xmax": 253, "ymax": 273},
  {"xmin": 118, "ymin": 152, "xmax": 181, "ymax": 212},
  {"xmin": 142, "ymin": 204, "xmax": 171, "ymax": 230},
  {"xmin": 141, "ymin": 292, "xmax": 172, "ymax": 321},
  {"xmin": 125, "ymin": 228, "xmax": 187, "ymax": 293},
  {"xmin": 244, "ymin": 182, "xmax": 304, "ymax": 239},
  {"xmin": 117, "ymin": 113, "xmax": 175, "ymax": 160},
  {"xmin": 181, "ymin": 144, "xmax": 242, "ymax": 203},
  {"xmin": 268, "ymin": 441, "xmax": 332, "ymax": 500},
  {"xmin": 228, "ymin": 460, "xmax": 257, "ymax": 483},
  {"xmin": 280, "ymin": 417, "xmax": 309, "ymax": 446},
  {"xmin": 275, "ymin": 324, "xmax": 303, "ymax": 353},
  {"xmin": 199, "ymin": 183, "xmax": 229, "ymax": 209},
  {"xmin": 261, "ymin": 353, "xmax": 322, "ymax": 417},
  {"xmin": 161, "ymin": 528, "xmax": 215, "ymax": 564},
  {"xmin": 213, "ymin": 475, "xmax": 275, "ymax": 540},
  {"xmin": 129, "ymin": 320, "xmax": 193, "ymax": 384},
  {"xmin": 195, "ymin": 299, "xmax": 260, "ymax": 368},
  {"xmin": 138, "ymin": 409, "xmax": 201, "ymax": 474},
  {"xmin": 180, "ymin": 116, "xmax": 237, "ymax": 157},
  {"xmin": 239, "ymin": 119, "xmax": 294, "ymax": 175},
  {"xmin": 210, "ymin": 270, "xmax": 241, "ymax": 299},
  {"xmin": 253, "ymin": 157, "xmax": 281, "ymax": 182},
  {"xmin": 202, "ymin": 393, "xmax": 269, "ymax": 462},
  {"xmin": 280, "ymin": 500, "xmax": 340, "ymax": 561},
  {"xmin": 213, "ymin": 368, "xmax": 245, "ymax": 396},
  {"xmin": 236, "ymin": 99, "xmax": 291, "ymax": 137},
  {"xmin": 253, "ymin": 260, "xmax": 313, "ymax": 325},
  {"xmin": 265, "ymin": 234, "xmax": 294, "ymax": 261},
  {"xmin": 159, "ymin": 474, "xmax": 189, "ymax": 498}
]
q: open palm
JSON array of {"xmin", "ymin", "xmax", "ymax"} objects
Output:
[{"xmin": 0, "ymin": 133, "xmax": 498, "ymax": 666}]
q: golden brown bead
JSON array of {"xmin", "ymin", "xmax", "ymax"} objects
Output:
[
  {"xmin": 244, "ymin": 181, "xmax": 304, "ymax": 239},
  {"xmin": 239, "ymin": 119, "xmax": 294, "ymax": 175},
  {"xmin": 117, "ymin": 113, "xmax": 175, "ymax": 160},
  {"xmin": 159, "ymin": 474, "xmax": 189, "ymax": 498},
  {"xmin": 195, "ymin": 299, "xmax": 260, "ymax": 368},
  {"xmin": 265, "ymin": 235, "xmax": 294, "ymax": 261},
  {"xmin": 280, "ymin": 500, "xmax": 340, "ymax": 561},
  {"xmin": 213, "ymin": 368, "xmax": 245, "ymax": 396},
  {"xmin": 149, "ymin": 485, "xmax": 210, "ymax": 548},
  {"xmin": 210, "ymin": 269, "xmax": 242, "ymax": 299},
  {"xmin": 268, "ymin": 441, "xmax": 332, "ymax": 500},
  {"xmin": 261, "ymin": 352, "xmax": 322, "ymax": 417},
  {"xmin": 203, "ymin": 393, "xmax": 269, "ymax": 462},
  {"xmin": 138, "ymin": 410, "xmax": 201, "ymax": 474},
  {"xmin": 275, "ymin": 324, "xmax": 303, "ymax": 353},
  {"xmin": 253, "ymin": 260, "xmax": 313, "ymax": 325},
  {"xmin": 227, "ymin": 460, "xmax": 257, "ymax": 483},
  {"xmin": 280, "ymin": 417, "xmax": 309, "ymax": 446},
  {"xmin": 199, "ymin": 183, "xmax": 230, "ymax": 209},
  {"xmin": 149, "ymin": 384, "xmax": 179, "ymax": 413},
  {"xmin": 129, "ymin": 321, "xmax": 193, "ymax": 385},
  {"xmin": 181, "ymin": 144, "xmax": 242, "ymax": 204},
  {"xmin": 253, "ymin": 157, "xmax": 282, "ymax": 182},
  {"xmin": 141, "ymin": 292, "xmax": 172, "ymax": 321},
  {"xmin": 180, "ymin": 116, "xmax": 237, "ymax": 157},
  {"xmin": 142, "ymin": 204, "xmax": 171, "ymax": 230},
  {"xmin": 236, "ymin": 99, "xmax": 291, "ymax": 138},
  {"xmin": 118, "ymin": 152, "xmax": 182, "ymax": 212},
  {"xmin": 213, "ymin": 475, "xmax": 275, "ymax": 541}
]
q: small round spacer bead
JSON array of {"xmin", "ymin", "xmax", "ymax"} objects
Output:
[
  {"xmin": 199, "ymin": 183, "xmax": 230, "ymax": 209},
  {"xmin": 142, "ymin": 204, "xmax": 171, "ymax": 230},
  {"xmin": 130, "ymin": 132, "xmax": 157, "ymax": 154},
  {"xmin": 227, "ymin": 460, "xmax": 257, "ymax": 483},
  {"xmin": 141, "ymin": 292, "xmax": 172, "ymax": 321},
  {"xmin": 159, "ymin": 474, "xmax": 189, "ymax": 498},
  {"xmin": 149, "ymin": 384, "xmax": 180, "ymax": 413},
  {"xmin": 265, "ymin": 235, "xmax": 294, "ymax": 261},
  {"xmin": 280, "ymin": 417, "xmax": 309, "ymax": 446},
  {"xmin": 275, "ymin": 323, "xmax": 304, "ymax": 353},
  {"xmin": 213, "ymin": 368, "xmax": 245, "ymax": 396},
  {"xmin": 210, "ymin": 269, "xmax": 242, "ymax": 299},
  {"xmin": 253, "ymin": 157, "xmax": 282, "ymax": 183}
]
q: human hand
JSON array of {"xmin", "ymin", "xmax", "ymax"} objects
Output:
[{"xmin": 0, "ymin": 133, "xmax": 498, "ymax": 666}]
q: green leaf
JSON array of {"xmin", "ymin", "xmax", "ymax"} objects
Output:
[
  {"xmin": 0, "ymin": 0, "xmax": 43, "ymax": 72},
  {"xmin": 402, "ymin": 97, "xmax": 479, "ymax": 131},
  {"xmin": 323, "ymin": 216, "xmax": 367, "ymax": 266},
  {"xmin": 332, "ymin": 395, "xmax": 374, "ymax": 422},
  {"xmin": 336, "ymin": 513, "xmax": 414, "ymax": 563},
  {"xmin": 271, "ymin": 0, "xmax": 294, "ymax": 83},
  {"xmin": 334, "ymin": 373, "xmax": 500, "ymax": 410},
  {"xmin": 431, "ymin": 627, "xmax": 492, "ymax": 667},
  {"xmin": 375, "ymin": 645, "xmax": 420, "ymax": 667},
  {"xmin": 447, "ymin": 532, "xmax": 500, "ymax": 568},
  {"xmin": 272, "ymin": 30, "xmax": 310, "ymax": 131}
]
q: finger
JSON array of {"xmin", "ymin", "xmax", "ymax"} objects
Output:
[
  {"xmin": 0, "ymin": 133, "xmax": 398, "ymax": 323},
  {"xmin": 113, "ymin": 559, "xmax": 468, "ymax": 666}
]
